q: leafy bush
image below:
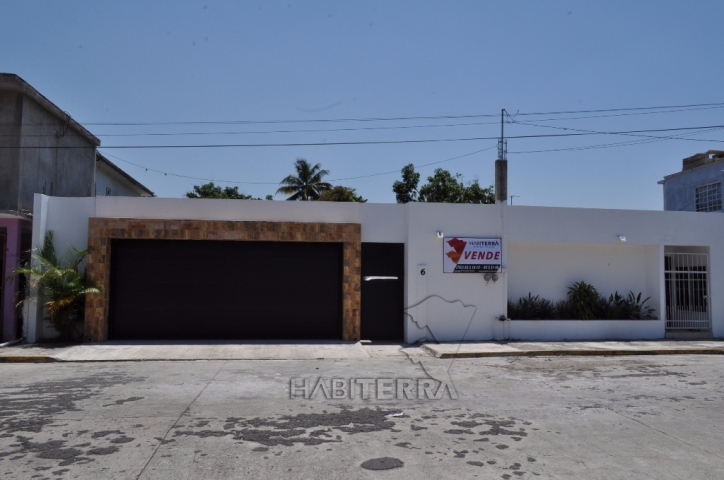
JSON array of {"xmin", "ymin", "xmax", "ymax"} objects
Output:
[
  {"xmin": 11, "ymin": 232, "xmax": 102, "ymax": 341},
  {"xmin": 567, "ymin": 281, "xmax": 600, "ymax": 320},
  {"xmin": 508, "ymin": 281, "xmax": 656, "ymax": 320},
  {"xmin": 599, "ymin": 292, "xmax": 627, "ymax": 319},
  {"xmin": 508, "ymin": 293, "xmax": 557, "ymax": 320},
  {"xmin": 554, "ymin": 299, "xmax": 575, "ymax": 320},
  {"xmin": 623, "ymin": 291, "xmax": 656, "ymax": 320}
]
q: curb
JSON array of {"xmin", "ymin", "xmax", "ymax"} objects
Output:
[
  {"xmin": 0, "ymin": 355, "xmax": 55, "ymax": 363},
  {"xmin": 422, "ymin": 345, "xmax": 724, "ymax": 359}
]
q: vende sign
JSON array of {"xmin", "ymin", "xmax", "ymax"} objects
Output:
[{"xmin": 443, "ymin": 237, "xmax": 502, "ymax": 273}]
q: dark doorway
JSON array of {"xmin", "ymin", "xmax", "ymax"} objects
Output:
[
  {"xmin": 108, "ymin": 239, "xmax": 343, "ymax": 340},
  {"xmin": 0, "ymin": 230, "xmax": 5, "ymax": 343},
  {"xmin": 15, "ymin": 230, "xmax": 32, "ymax": 340},
  {"xmin": 361, "ymin": 243, "xmax": 404, "ymax": 341}
]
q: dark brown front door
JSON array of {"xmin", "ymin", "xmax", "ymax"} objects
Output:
[
  {"xmin": 360, "ymin": 243, "xmax": 405, "ymax": 341},
  {"xmin": 108, "ymin": 239, "xmax": 343, "ymax": 340}
]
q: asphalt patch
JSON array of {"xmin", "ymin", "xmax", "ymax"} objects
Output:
[
  {"xmin": 102, "ymin": 396, "xmax": 144, "ymax": 407},
  {"xmin": 87, "ymin": 446, "xmax": 120, "ymax": 455},
  {"xmin": 0, "ymin": 373, "xmax": 143, "ymax": 435},
  {"xmin": 360, "ymin": 457, "xmax": 404, "ymax": 470},
  {"xmin": 174, "ymin": 407, "xmax": 399, "ymax": 447},
  {"xmin": 92, "ymin": 430, "xmax": 123, "ymax": 439}
]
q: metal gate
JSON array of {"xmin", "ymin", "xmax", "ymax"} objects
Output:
[{"xmin": 665, "ymin": 253, "xmax": 711, "ymax": 330}]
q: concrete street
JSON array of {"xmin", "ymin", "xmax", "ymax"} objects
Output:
[{"xmin": 0, "ymin": 350, "xmax": 722, "ymax": 479}]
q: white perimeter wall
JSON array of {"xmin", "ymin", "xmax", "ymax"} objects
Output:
[
  {"xmin": 507, "ymin": 242, "xmax": 654, "ymax": 303},
  {"xmin": 28, "ymin": 195, "xmax": 724, "ymax": 342},
  {"xmin": 28, "ymin": 195, "xmax": 96, "ymax": 341},
  {"xmin": 506, "ymin": 242, "xmax": 665, "ymax": 339},
  {"xmin": 404, "ymin": 203, "xmax": 506, "ymax": 343}
]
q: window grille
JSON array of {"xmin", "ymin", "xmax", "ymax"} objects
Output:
[{"xmin": 695, "ymin": 182, "xmax": 722, "ymax": 212}]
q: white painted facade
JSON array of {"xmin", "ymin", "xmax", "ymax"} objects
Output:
[
  {"xmin": 95, "ymin": 155, "xmax": 154, "ymax": 198},
  {"xmin": 27, "ymin": 194, "xmax": 724, "ymax": 342}
]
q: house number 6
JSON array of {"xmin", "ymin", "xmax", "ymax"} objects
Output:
[{"xmin": 420, "ymin": 268, "xmax": 426, "ymax": 276}]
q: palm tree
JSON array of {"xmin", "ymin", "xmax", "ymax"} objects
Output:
[
  {"xmin": 276, "ymin": 159, "xmax": 332, "ymax": 200},
  {"xmin": 11, "ymin": 231, "xmax": 102, "ymax": 341}
]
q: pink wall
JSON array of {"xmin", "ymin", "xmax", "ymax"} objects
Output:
[{"xmin": 1, "ymin": 218, "xmax": 31, "ymax": 342}]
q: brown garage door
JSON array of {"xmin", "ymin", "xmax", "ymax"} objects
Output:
[{"xmin": 108, "ymin": 239, "xmax": 343, "ymax": 340}]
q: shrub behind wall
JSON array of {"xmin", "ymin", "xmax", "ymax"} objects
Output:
[{"xmin": 508, "ymin": 281, "xmax": 656, "ymax": 320}]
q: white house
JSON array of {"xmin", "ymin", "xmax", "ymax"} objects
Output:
[
  {"xmin": 26, "ymin": 194, "xmax": 723, "ymax": 343},
  {"xmin": 95, "ymin": 153, "xmax": 154, "ymax": 198}
]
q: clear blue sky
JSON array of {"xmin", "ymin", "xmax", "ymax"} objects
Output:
[{"xmin": 3, "ymin": 1, "xmax": 723, "ymax": 208}]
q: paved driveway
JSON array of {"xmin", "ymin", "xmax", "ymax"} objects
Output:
[{"xmin": 0, "ymin": 354, "xmax": 722, "ymax": 479}]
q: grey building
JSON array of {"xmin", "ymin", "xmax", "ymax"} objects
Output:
[
  {"xmin": 0, "ymin": 73, "xmax": 100, "ymax": 214},
  {"xmin": 0, "ymin": 73, "xmax": 152, "ymax": 343},
  {"xmin": 659, "ymin": 150, "xmax": 724, "ymax": 212}
]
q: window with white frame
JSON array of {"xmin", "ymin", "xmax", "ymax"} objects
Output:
[{"xmin": 695, "ymin": 182, "xmax": 722, "ymax": 212}]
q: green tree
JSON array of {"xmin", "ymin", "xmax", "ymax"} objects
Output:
[
  {"xmin": 461, "ymin": 178, "xmax": 495, "ymax": 204},
  {"xmin": 393, "ymin": 164, "xmax": 494, "ymax": 204},
  {"xmin": 11, "ymin": 232, "xmax": 102, "ymax": 341},
  {"xmin": 186, "ymin": 182, "xmax": 257, "ymax": 199},
  {"xmin": 392, "ymin": 164, "xmax": 421, "ymax": 203},
  {"xmin": 317, "ymin": 186, "xmax": 367, "ymax": 203},
  {"xmin": 418, "ymin": 168, "xmax": 465, "ymax": 203},
  {"xmin": 276, "ymin": 159, "xmax": 332, "ymax": 201}
]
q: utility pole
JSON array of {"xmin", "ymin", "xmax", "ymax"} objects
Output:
[{"xmin": 495, "ymin": 109, "xmax": 508, "ymax": 204}]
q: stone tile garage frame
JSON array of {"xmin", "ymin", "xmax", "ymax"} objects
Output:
[{"xmin": 84, "ymin": 218, "xmax": 361, "ymax": 342}]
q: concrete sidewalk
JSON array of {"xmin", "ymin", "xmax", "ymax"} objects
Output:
[
  {"xmin": 1, "ymin": 339, "xmax": 724, "ymax": 362},
  {"xmin": 0, "ymin": 340, "xmax": 380, "ymax": 362},
  {"xmin": 421, "ymin": 340, "xmax": 724, "ymax": 358}
]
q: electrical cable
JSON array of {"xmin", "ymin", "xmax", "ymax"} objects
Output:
[
  {"xmin": 512, "ymin": 120, "xmax": 724, "ymax": 143},
  {"xmin": 0, "ymin": 119, "xmax": 502, "ymax": 137},
  {"xmin": 3, "ymin": 101, "xmax": 723, "ymax": 128},
  {"xmin": 514, "ymin": 102, "xmax": 724, "ymax": 117},
  {"xmin": 99, "ymin": 145, "xmax": 497, "ymax": 186},
  {"xmin": 10, "ymin": 124, "xmax": 716, "ymax": 149},
  {"xmin": 68, "ymin": 101, "xmax": 724, "ymax": 125},
  {"xmin": 509, "ymin": 105, "xmax": 724, "ymax": 124},
  {"xmin": 9, "ymin": 105, "xmax": 724, "ymax": 138},
  {"xmin": 508, "ymin": 128, "xmax": 723, "ymax": 154}
]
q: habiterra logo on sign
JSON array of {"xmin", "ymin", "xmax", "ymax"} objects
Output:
[{"xmin": 443, "ymin": 237, "xmax": 502, "ymax": 273}]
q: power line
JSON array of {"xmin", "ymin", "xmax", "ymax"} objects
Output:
[
  {"xmin": 509, "ymin": 127, "xmax": 722, "ymax": 154},
  {"xmin": 513, "ymin": 120, "xmax": 724, "ymax": 143},
  {"xmin": 101, "ymin": 152, "xmax": 278, "ymax": 185},
  {"xmin": 4, "ymin": 101, "xmax": 722, "ymax": 128},
  {"xmin": 5, "ymin": 106, "xmax": 724, "ymax": 139},
  {"xmin": 515, "ymin": 102, "xmax": 724, "ymax": 117},
  {"xmin": 8, "ymin": 105, "xmax": 724, "ymax": 140},
  {"xmin": 74, "ymin": 101, "xmax": 724, "ymax": 125},
  {"xmin": 327, "ymin": 145, "xmax": 497, "ymax": 181},
  {"xmin": 510, "ymin": 105, "xmax": 724, "ymax": 124},
  {"xmin": 4, "ymin": 124, "xmax": 718, "ymax": 149},
  {"xmin": 100, "ymin": 145, "xmax": 497, "ymax": 186},
  {"xmin": 2, "ymin": 119, "xmax": 503, "ymax": 138}
]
